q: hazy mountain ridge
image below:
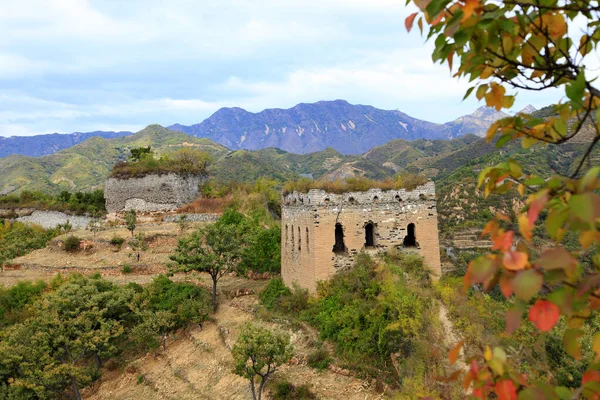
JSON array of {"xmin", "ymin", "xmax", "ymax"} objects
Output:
[
  {"xmin": 168, "ymin": 100, "xmax": 507, "ymax": 154},
  {"xmin": 0, "ymin": 100, "xmax": 509, "ymax": 158},
  {"xmin": 0, "ymin": 131, "xmax": 133, "ymax": 158}
]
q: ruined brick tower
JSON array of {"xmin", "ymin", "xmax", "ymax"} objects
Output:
[{"xmin": 281, "ymin": 181, "xmax": 442, "ymax": 292}]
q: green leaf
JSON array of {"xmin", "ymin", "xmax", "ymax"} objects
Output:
[
  {"xmin": 565, "ymin": 72, "xmax": 586, "ymax": 108},
  {"xmin": 512, "ymin": 269, "xmax": 543, "ymax": 301},
  {"xmin": 569, "ymin": 193, "xmax": 600, "ymax": 222},
  {"xmin": 579, "ymin": 166, "xmax": 600, "ymax": 192},
  {"xmin": 463, "ymin": 86, "xmax": 475, "ymax": 100},
  {"xmin": 563, "ymin": 328, "xmax": 583, "ymax": 359}
]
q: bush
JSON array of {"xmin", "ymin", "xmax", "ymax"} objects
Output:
[
  {"xmin": 110, "ymin": 148, "xmax": 211, "ymax": 179},
  {"xmin": 279, "ymin": 284, "xmax": 309, "ymax": 313},
  {"xmin": 260, "ymin": 278, "xmax": 291, "ymax": 310},
  {"xmin": 307, "ymin": 348, "xmax": 331, "ymax": 371},
  {"xmin": 271, "ymin": 380, "xmax": 317, "ymax": 400},
  {"xmin": 121, "ymin": 265, "xmax": 132, "ymax": 274},
  {"xmin": 282, "ymin": 174, "xmax": 428, "ymax": 195},
  {"xmin": 63, "ymin": 236, "xmax": 81, "ymax": 252},
  {"xmin": 110, "ymin": 235, "xmax": 125, "ymax": 248}
]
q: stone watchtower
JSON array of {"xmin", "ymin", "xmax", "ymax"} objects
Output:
[{"xmin": 281, "ymin": 181, "xmax": 442, "ymax": 292}]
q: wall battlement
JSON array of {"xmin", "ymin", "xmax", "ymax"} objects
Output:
[
  {"xmin": 281, "ymin": 181, "xmax": 441, "ymax": 292},
  {"xmin": 104, "ymin": 173, "xmax": 205, "ymax": 213}
]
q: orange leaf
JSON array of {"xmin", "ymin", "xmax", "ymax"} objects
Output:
[
  {"xmin": 495, "ymin": 380, "xmax": 517, "ymax": 400},
  {"xmin": 528, "ymin": 193, "xmax": 548, "ymax": 226},
  {"xmin": 449, "ymin": 341, "xmax": 464, "ymax": 365},
  {"xmin": 405, "ymin": 12, "xmax": 418, "ymax": 32},
  {"xmin": 503, "ymin": 251, "xmax": 528, "ymax": 271},
  {"xmin": 462, "ymin": 0, "xmax": 480, "ymax": 20},
  {"xmin": 493, "ymin": 230, "xmax": 514, "ymax": 252},
  {"xmin": 528, "ymin": 300, "xmax": 560, "ymax": 332},
  {"xmin": 499, "ymin": 273, "xmax": 513, "ymax": 298}
]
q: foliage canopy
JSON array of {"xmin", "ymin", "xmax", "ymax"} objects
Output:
[{"xmin": 406, "ymin": 0, "xmax": 600, "ymax": 396}]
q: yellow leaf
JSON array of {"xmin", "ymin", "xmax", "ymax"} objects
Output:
[
  {"xmin": 519, "ymin": 213, "xmax": 532, "ymax": 242},
  {"xmin": 484, "ymin": 345, "xmax": 493, "ymax": 360},
  {"xmin": 481, "ymin": 66, "xmax": 495, "ymax": 79},
  {"xmin": 541, "ymin": 13, "xmax": 567, "ymax": 40},
  {"xmin": 580, "ymin": 231, "xmax": 596, "ymax": 250},
  {"xmin": 531, "ymin": 70, "xmax": 544, "ymax": 79},
  {"xmin": 485, "ymin": 83, "xmax": 506, "ymax": 111},
  {"xmin": 518, "ymin": 183, "xmax": 525, "ymax": 197},
  {"xmin": 593, "ymin": 333, "xmax": 600, "ymax": 359},
  {"xmin": 522, "ymin": 43, "xmax": 536, "ymax": 66}
]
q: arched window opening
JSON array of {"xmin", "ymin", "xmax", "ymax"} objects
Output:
[
  {"xmin": 332, "ymin": 223, "xmax": 346, "ymax": 253},
  {"xmin": 285, "ymin": 225, "xmax": 288, "ymax": 247},
  {"xmin": 395, "ymin": 195, "xmax": 402, "ymax": 203},
  {"xmin": 306, "ymin": 227, "xmax": 310, "ymax": 253},
  {"xmin": 291, "ymin": 225, "xmax": 295, "ymax": 250},
  {"xmin": 365, "ymin": 223, "xmax": 375, "ymax": 247},
  {"xmin": 298, "ymin": 226, "xmax": 301, "ymax": 251},
  {"xmin": 373, "ymin": 196, "xmax": 379, "ymax": 203},
  {"xmin": 403, "ymin": 223, "xmax": 418, "ymax": 247},
  {"xmin": 348, "ymin": 196, "xmax": 355, "ymax": 204}
]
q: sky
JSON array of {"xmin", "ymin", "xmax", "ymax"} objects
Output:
[{"xmin": 0, "ymin": 0, "xmax": 563, "ymax": 137}]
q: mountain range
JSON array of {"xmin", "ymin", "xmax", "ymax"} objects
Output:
[
  {"xmin": 0, "ymin": 131, "xmax": 133, "ymax": 158},
  {"xmin": 0, "ymin": 100, "xmax": 534, "ymax": 158}
]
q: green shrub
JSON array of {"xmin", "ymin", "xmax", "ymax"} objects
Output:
[
  {"xmin": 110, "ymin": 148, "xmax": 211, "ymax": 179},
  {"xmin": 260, "ymin": 278, "xmax": 291, "ymax": 310},
  {"xmin": 280, "ymin": 284, "xmax": 309, "ymax": 313},
  {"xmin": 63, "ymin": 236, "xmax": 81, "ymax": 252},
  {"xmin": 307, "ymin": 348, "xmax": 331, "ymax": 371},
  {"xmin": 271, "ymin": 380, "xmax": 317, "ymax": 399},
  {"xmin": 110, "ymin": 235, "xmax": 125, "ymax": 247},
  {"xmin": 121, "ymin": 265, "xmax": 132, "ymax": 274}
]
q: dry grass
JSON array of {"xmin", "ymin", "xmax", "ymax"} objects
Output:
[
  {"xmin": 178, "ymin": 196, "xmax": 234, "ymax": 214},
  {"xmin": 283, "ymin": 174, "xmax": 428, "ymax": 195}
]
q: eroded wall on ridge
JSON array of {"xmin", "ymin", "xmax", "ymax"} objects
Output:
[
  {"xmin": 281, "ymin": 181, "xmax": 442, "ymax": 292},
  {"xmin": 104, "ymin": 174, "xmax": 205, "ymax": 213}
]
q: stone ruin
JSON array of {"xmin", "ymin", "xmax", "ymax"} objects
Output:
[
  {"xmin": 281, "ymin": 180, "xmax": 442, "ymax": 292},
  {"xmin": 104, "ymin": 173, "xmax": 206, "ymax": 213}
]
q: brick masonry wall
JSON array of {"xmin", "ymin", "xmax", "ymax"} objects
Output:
[{"xmin": 281, "ymin": 181, "xmax": 442, "ymax": 292}]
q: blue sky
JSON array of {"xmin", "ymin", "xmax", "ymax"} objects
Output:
[{"xmin": 0, "ymin": 0, "xmax": 561, "ymax": 137}]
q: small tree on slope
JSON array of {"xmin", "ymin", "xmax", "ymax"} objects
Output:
[{"xmin": 232, "ymin": 323, "xmax": 293, "ymax": 400}]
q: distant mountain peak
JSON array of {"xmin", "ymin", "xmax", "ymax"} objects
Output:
[{"xmin": 518, "ymin": 104, "xmax": 537, "ymax": 114}]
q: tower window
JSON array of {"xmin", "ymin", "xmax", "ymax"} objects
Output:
[
  {"xmin": 285, "ymin": 225, "xmax": 288, "ymax": 247},
  {"xmin": 365, "ymin": 223, "xmax": 375, "ymax": 247},
  {"xmin": 291, "ymin": 225, "xmax": 295, "ymax": 250},
  {"xmin": 306, "ymin": 227, "xmax": 310, "ymax": 253},
  {"xmin": 298, "ymin": 226, "xmax": 301, "ymax": 251},
  {"xmin": 403, "ymin": 223, "xmax": 418, "ymax": 247},
  {"xmin": 333, "ymin": 223, "xmax": 346, "ymax": 253}
]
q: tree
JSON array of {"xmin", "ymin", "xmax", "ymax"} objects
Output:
[
  {"xmin": 129, "ymin": 146, "xmax": 152, "ymax": 162},
  {"xmin": 231, "ymin": 323, "xmax": 293, "ymax": 400},
  {"xmin": 0, "ymin": 276, "xmax": 130, "ymax": 399},
  {"xmin": 124, "ymin": 209, "xmax": 137, "ymax": 237},
  {"xmin": 87, "ymin": 210, "xmax": 103, "ymax": 237},
  {"xmin": 129, "ymin": 232, "xmax": 148, "ymax": 262},
  {"xmin": 407, "ymin": 0, "xmax": 600, "ymax": 397},
  {"xmin": 169, "ymin": 222, "xmax": 242, "ymax": 312}
]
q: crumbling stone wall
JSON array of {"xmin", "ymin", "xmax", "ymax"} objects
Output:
[
  {"xmin": 281, "ymin": 181, "xmax": 442, "ymax": 292},
  {"xmin": 104, "ymin": 173, "xmax": 205, "ymax": 213}
]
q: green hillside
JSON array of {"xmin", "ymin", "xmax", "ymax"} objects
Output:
[{"xmin": 0, "ymin": 125, "xmax": 230, "ymax": 194}]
